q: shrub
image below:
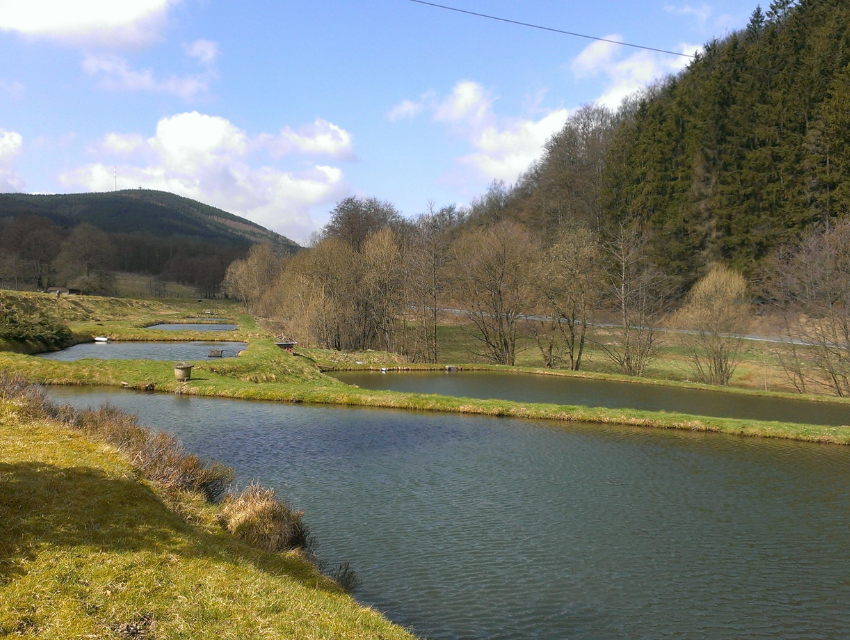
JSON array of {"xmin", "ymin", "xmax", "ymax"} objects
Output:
[
  {"xmin": 671, "ymin": 264, "xmax": 750, "ymax": 386},
  {"xmin": 0, "ymin": 300, "xmax": 72, "ymax": 348},
  {"xmin": 220, "ymin": 483, "xmax": 311, "ymax": 552}
]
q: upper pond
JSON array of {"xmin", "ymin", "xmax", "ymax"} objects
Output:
[
  {"xmin": 48, "ymin": 387, "xmax": 850, "ymax": 639},
  {"xmin": 146, "ymin": 323, "xmax": 238, "ymax": 331},
  {"xmin": 333, "ymin": 371, "xmax": 850, "ymax": 426},
  {"xmin": 37, "ymin": 341, "xmax": 247, "ymax": 361}
]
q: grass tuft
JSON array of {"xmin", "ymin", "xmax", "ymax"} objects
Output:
[{"xmin": 220, "ymin": 483, "xmax": 312, "ymax": 553}]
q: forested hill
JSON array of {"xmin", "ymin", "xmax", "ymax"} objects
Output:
[
  {"xmin": 0, "ymin": 190, "xmax": 298, "ymax": 296},
  {"xmin": 0, "ymin": 190, "xmax": 297, "ymax": 249},
  {"xmin": 497, "ymin": 0, "xmax": 850, "ymax": 290},
  {"xmin": 603, "ymin": 0, "xmax": 850, "ymax": 279}
]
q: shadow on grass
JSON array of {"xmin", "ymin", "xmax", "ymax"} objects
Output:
[{"xmin": 0, "ymin": 461, "xmax": 331, "ymax": 591}]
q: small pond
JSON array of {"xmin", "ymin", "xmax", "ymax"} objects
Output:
[
  {"xmin": 47, "ymin": 387, "xmax": 850, "ymax": 639},
  {"xmin": 37, "ymin": 341, "xmax": 247, "ymax": 361},
  {"xmin": 146, "ymin": 323, "xmax": 238, "ymax": 331},
  {"xmin": 333, "ymin": 371, "xmax": 850, "ymax": 427}
]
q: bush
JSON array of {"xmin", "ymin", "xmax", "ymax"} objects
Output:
[
  {"xmin": 220, "ymin": 483, "xmax": 312, "ymax": 552},
  {"xmin": 671, "ymin": 264, "xmax": 750, "ymax": 386},
  {"xmin": 0, "ymin": 300, "xmax": 72, "ymax": 348}
]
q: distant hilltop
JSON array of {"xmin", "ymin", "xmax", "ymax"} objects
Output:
[{"xmin": 0, "ymin": 190, "xmax": 299, "ymax": 250}]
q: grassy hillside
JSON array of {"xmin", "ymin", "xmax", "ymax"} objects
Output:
[{"xmin": 0, "ymin": 190, "xmax": 298, "ymax": 249}]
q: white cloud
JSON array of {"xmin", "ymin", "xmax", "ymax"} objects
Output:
[
  {"xmin": 392, "ymin": 81, "xmax": 568, "ymax": 184},
  {"xmin": 100, "ymin": 132, "xmax": 147, "ymax": 155},
  {"xmin": 63, "ymin": 112, "xmax": 352, "ymax": 240},
  {"xmin": 82, "ymin": 53, "xmax": 212, "ymax": 101},
  {"xmin": 572, "ymin": 39, "xmax": 701, "ymax": 109},
  {"xmin": 258, "ymin": 119, "xmax": 355, "ymax": 160},
  {"xmin": 664, "ymin": 3, "xmax": 713, "ymax": 26},
  {"xmin": 387, "ymin": 99, "xmax": 425, "ymax": 122},
  {"xmin": 0, "ymin": 0, "xmax": 179, "ymax": 46},
  {"xmin": 571, "ymin": 37, "xmax": 624, "ymax": 78},
  {"xmin": 0, "ymin": 130, "xmax": 23, "ymax": 161},
  {"xmin": 462, "ymin": 109, "xmax": 570, "ymax": 182},
  {"xmin": 150, "ymin": 112, "xmax": 247, "ymax": 172},
  {"xmin": 434, "ymin": 81, "xmax": 493, "ymax": 125},
  {"xmin": 0, "ymin": 129, "xmax": 25, "ymax": 192},
  {"xmin": 184, "ymin": 39, "xmax": 219, "ymax": 66}
]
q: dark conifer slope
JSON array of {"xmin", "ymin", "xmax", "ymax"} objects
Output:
[
  {"xmin": 601, "ymin": 0, "xmax": 850, "ymax": 280},
  {"xmin": 0, "ymin": 190, "xmax": 298, "ymax": 249}
]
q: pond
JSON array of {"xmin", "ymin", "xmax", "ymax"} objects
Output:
[
  {"xmin": 333, "ymin": 371, "xmax": 850, "ymax": 427},
  {"xmin": 48, "ymin": 386, "xmax": 850, "ymax": 639},
  {"xmin": 37, "ymin": 341, "xmax": 247, "ymax": 361},
  {"xmin": 146, "ymin": 323, "xmax": 238, "ymax": 331}
]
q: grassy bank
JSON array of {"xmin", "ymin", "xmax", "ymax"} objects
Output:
[
  {"xmin": 429, "ymin": 322, "xmax": 805, "ymax": 395},
  {"xmin": 0, "ymin": 379, "xmax": 415, "ymax": 639},
  {"xmin": 2, "ymin": 338, "xmax": 848, "ymax": 445},
  {"xmin": 0, "ymin": 291, "xmax": 248, "ymax": 351},
  {"xmin": 1, "ymin": 289, "xmax": 848, "ymax": 445},
  {"xmin": 315, "ymin": 359, "xmax": 850, "ymax": 408}
]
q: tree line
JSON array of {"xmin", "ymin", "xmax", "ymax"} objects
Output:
[
  {"xmin": 0, "ymin": 215, "xmax": 247, "ymax": 297},
  {"xmin": 225, "ymin": 190, "xmax": 850, "ymax": 397}
]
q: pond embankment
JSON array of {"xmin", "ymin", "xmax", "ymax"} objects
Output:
[
  {"xmin": 0, "ymin": 377, "xmax": 414, "ymax": 639},
  {"xmin": 50, "ymin": 385, "xmax": 850, "ymax": 640}
]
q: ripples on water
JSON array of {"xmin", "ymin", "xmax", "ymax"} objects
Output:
[{"xmin": 49, "ymin": 388, "xmax": 850, "ymax": 639}]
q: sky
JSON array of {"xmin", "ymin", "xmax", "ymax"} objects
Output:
[{"xmin": 0, "ymin": 0, "xmax": 759, "ymax": 242}]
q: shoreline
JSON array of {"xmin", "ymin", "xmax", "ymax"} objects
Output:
[
  {"xmin": 6, "ymin": 346, "xmax": 846, "ymax": 446},
  {"xmin": 321, "ymin": 362, "xmax": 850, "ymax": 407}
]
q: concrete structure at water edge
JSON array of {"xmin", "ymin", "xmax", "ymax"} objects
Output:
[{"xmin": 275, "ymin": 338, "xmax": 298, "ymax": 354}]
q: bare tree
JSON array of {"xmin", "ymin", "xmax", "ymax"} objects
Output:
[
  {"xmin": 767, "ymin": 220, "xmax": 850, "ymax": 396},
  {"xmin": 516, "ymin": 105, "xmax": 617, "ymax": 236},
  {"xmin": 362, "ymin": 227, "xmax": 405, "ymax": 353},
  {"xmin": 323, "ymin": 196, "xmax": 403, "ymax": 252},
  {"xmin": 406, "ymin": 203, "xmax": 459, "ymax": 362},
  {"xmin": 531, "ymin": 224, "xmax": 600, "ymax": 369},
  {"xmin": 451, "ymin": 221, "xmax": 539, "ymax": 365},
  {"xmin": 0, "ymin": 248, "xmax": 25, "ymax": 290},
  {"xmin": 54, "ymin": 223, "xmax": 116, "ymax": 294},
  {"xmin": 223, "ymin": 244, "xmax": 286, "ymax": 312},
  {"xmin": 671, "ymin": 264, "xmax": 751, "ymax": 385},
  {"xmin": 222, "ymin": 259, "xmax": 251, "ymax": 311},
  {"xmin": 598, "ymin": 224, "xmax": 667, "ymax": 376}
]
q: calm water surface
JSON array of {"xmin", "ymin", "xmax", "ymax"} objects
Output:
[
  {"xmin": 37, "ymin": 341, "xmax": 247, "ymax": 361},
  {"xmin": 334, "ymin": 371, "xmax": 850, "ymax": 427},
  {"xmin": 48, "ymin": 386, "xmax": 850, "ymax": 639},
  {"xmin": 146, "ymin": 323, "xmax": 238, "ymax": 331}
]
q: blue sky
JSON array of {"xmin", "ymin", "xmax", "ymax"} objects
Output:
[{"xmin": 0, "ymin": 0, "xmax": 757, "ymax": 242}]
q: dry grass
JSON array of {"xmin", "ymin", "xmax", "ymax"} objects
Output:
[
  {"xmin": 2, "ymin": 373, "xmax": 236, "ymax": 504},
  {"xmin": 220, "ymin": 483, "xmax": 311, "ymax": 553}
]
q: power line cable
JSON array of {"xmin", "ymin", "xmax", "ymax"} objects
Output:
[{"xmin": 403, "ymin": 0, "xmax": 696, "ymax": 59}]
